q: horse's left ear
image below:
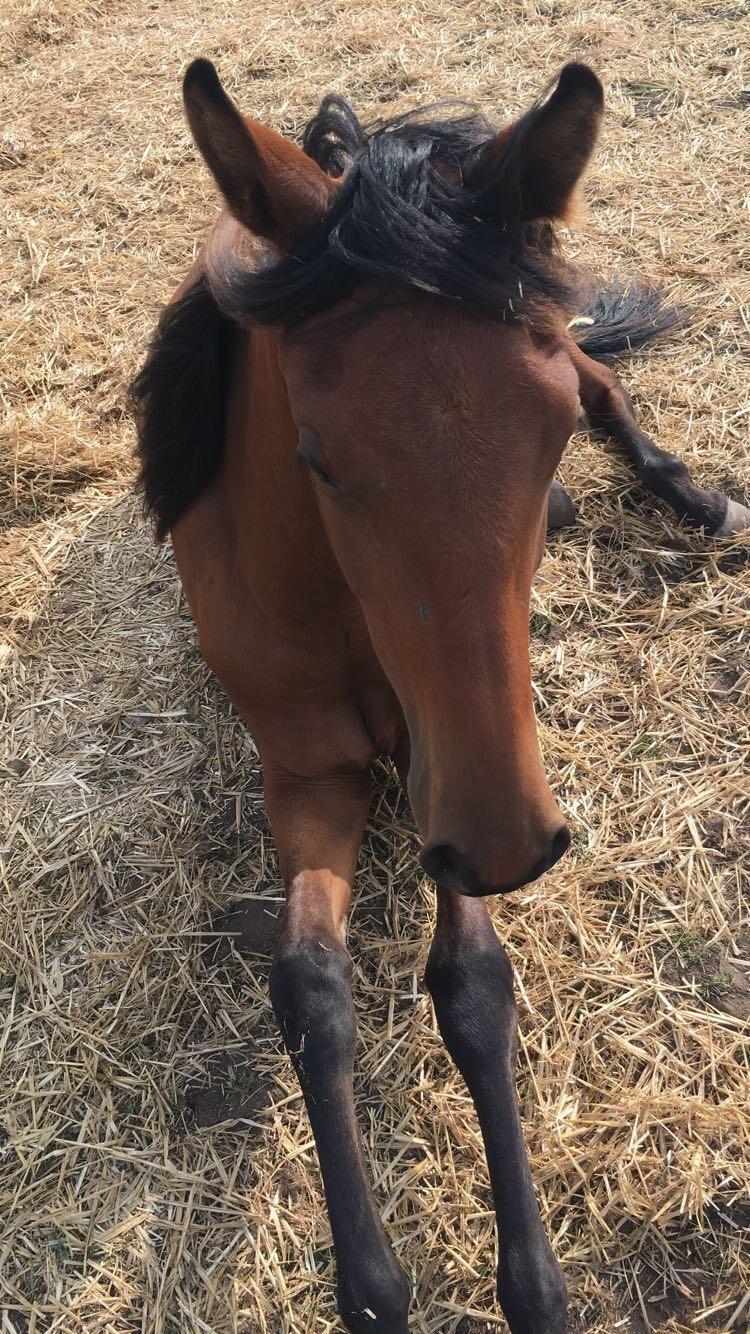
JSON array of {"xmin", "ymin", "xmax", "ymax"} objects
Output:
[
  {"xmin": 183, "ymin": 59, "xmax": 336, "ymax": 249},
  {"xmin": 474, "ymin": 63, "xmax": 603, "ymax": 222}
]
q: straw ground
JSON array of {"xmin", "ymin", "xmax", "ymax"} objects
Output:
[{"xmin": 1, "ymin": 0, "xmax": 749, "ymax": 1330}]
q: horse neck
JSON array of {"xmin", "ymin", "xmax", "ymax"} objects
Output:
[{"xmin": 222, "ymin": 324, "xmax": 355, "ymax": 637}]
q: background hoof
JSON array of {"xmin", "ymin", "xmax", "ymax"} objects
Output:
[
  {"xmin": 716, "ymin": 497, "xmax": 750, "ymax": 535},
  {"xmin": 547, "ymin": 481, "xmax": 576, "ymax": 531}
]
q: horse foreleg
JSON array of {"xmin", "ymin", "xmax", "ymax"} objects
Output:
[
  {"xmin": 569, "ymin": 341, "xmax": 750, "ymax": 535},
  {"xmin": 425, "ymin": 889, "xmax": 566, "ymax": 1334},
  {"xmin": 265, "ymin": 765, "xmax": 410, "ymax": 1334}
]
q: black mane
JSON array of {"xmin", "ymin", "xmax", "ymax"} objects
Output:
[
  {"xmin": 207, "ymin": 96, "xmax": 573, "ymax": 329},
  {"xmin": 133, "ymin": 93, "xmax": 679, "ymax": 541},
  {"xmin": 131, "ymin": 277, "xmax": 234, "ymax": 541}
]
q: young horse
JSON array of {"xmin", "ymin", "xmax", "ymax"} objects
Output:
[{"xmin": 132, "ymin": 60, "xmax": 749, "ymax": 1334}]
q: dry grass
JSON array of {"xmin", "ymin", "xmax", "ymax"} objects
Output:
[{"xmin": 1, "ymin": 0, "xmax": 749, "ymax": 1330}]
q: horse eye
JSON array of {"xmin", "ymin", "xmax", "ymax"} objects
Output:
[
  {"xmin": 296, "ymin": 429, "xmax": 338, "ymax": 489},
  {"xmin": 304, "ymin": 455, "xmax": 337, "ymax": 488}
]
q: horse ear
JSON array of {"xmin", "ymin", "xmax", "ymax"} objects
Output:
[
  {"xmin": 183, "ymin": 59, "xmax": 335, "ymax": 249},
  {"xmin": 476, "ymin": 63, "xmax": 603, "ymax": 222}
]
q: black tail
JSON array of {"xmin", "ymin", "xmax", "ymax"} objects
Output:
[
  {"xmin": 570, "ymin": 276, "xmax": 686, "ymax": 360},
  {"xmin": 130, "ymin": 276, "xmax": 235, "ymax": 542}
]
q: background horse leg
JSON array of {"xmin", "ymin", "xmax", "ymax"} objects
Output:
[
  {"xmin": 425, "ymin": 889, "xmax": 566, "ymax": 1334},
  {"xmin": 265, "ymin": 766, "xmax": 410, "ymax": 1334},
  {"xmin": 570, "ymin": 343, "xmax": 750, "ymax": 534}
]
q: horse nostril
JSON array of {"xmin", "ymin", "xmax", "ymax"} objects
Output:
[
  {"xmin": 421, "ymin": 843, "xmax": 460, "ymax": 881},
  {"xmin": 420, "ymin": 843, "xmax": 479, "ymax": 893},
  {"xmin": 532, "ymin": 825, "xmax": 571, "ymax": 879},
  {"xmin": 421, "ymin": 826, "xmax": 571, "ymax": 896},
  {"xmin": 553, "ymin": 825, "xmax": 571, "ymax": 857}
]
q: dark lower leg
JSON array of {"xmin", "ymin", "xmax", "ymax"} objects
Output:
[
  {"xmin": 266, "ymin": 769, "xmax": 409, "ymax": 1334},
  {"xmin": 570, "ymin": 342, "xmax": 750, "ymax": 534},
  {"xmin": 425, "ymin": 889, "xmax": 566, "ymax": 1334}
]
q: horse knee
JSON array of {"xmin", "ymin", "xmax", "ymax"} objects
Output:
[
  {"xmin": 425, "ymin": 937, "xmax": 517, "ymax": 1070},
  {"xmin": 580, "ymin": 365, "xmax": 630, "ymax": 424},
  {"xmin": 270, "ymin": 933, "xmax": 355, "ymax": 1079}
]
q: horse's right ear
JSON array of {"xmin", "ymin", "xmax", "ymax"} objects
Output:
[
  {"xmin": 183, "ymin": 59, "xmax": 335, "ymax": 250},
  {"xmin": 473, "ymin": 63, "xmax": 603, "ymax": 223}
]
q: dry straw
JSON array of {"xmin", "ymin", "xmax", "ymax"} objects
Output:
[{"xmin": 1, "ymin": 0, "xmax": 748, "ymax": 1330}]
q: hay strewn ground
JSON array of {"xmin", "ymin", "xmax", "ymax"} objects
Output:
[{"xmin": 1, "ymin": 1, "xmax": 749, "ymax": 1330}]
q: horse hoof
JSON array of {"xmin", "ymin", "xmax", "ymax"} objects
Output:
[
  {"xmin": 547, "ymin": 482, "xmax": 576, "ymax": 531},
  {"xmin": 716, "ymin": 497, "xmax": 750, "ymax": 536}
]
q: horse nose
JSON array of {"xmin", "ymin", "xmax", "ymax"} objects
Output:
[
  {"xmin": 420, "ymin": 825, "xmax": 571, "ymax": 896},
  {"xmin": 420, "ymin": 844, "xmax": 481, "ymax": 894},
  {"xmin": 526, "ymin": 824, "xmax": 571, "ymax": 881}
]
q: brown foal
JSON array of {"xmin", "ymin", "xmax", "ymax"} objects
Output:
[{"xmin": 133, "ymin": 58, "xmax": 749, "ymax": 1333}]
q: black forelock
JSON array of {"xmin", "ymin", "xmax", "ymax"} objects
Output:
[
  {"xmin": 134, "ymin": 92, "xmax": 680, "ymax": 542},
  {"xmin": 206, "ymin": 95, "xmax": 573, "ymax": 331}
]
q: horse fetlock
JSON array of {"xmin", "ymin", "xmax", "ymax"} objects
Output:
[
  {"xmin": 638, "ymin": 450, "xmax": 688, "ymax": 488},
  {"xmin": 497, "ymin": 1239, "xmax": 567, "ymax": 1334},
  {"xmin": 338, "ymin": 1256, "xmax": 411, "ymax": 1334}
]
